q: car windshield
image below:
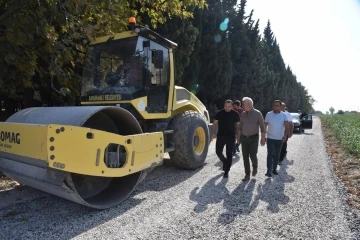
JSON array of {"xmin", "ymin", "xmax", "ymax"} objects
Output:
[
  {"xmin": 290, "ymin": 113, "xmax": 300, "ymax": 120},
  {"xmin": 81, "ymin": 36, "xmax": 146, "ymax": 99}
]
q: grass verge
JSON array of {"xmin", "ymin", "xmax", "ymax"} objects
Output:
[
  {"xmin": 320, "ymin": 114, "xmax": 360, "ymax": 209},
  {"xmin": 321, "ymin": 114, "xmax": 360, "ymax": 158}
]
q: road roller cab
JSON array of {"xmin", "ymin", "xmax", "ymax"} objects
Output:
[
  {"xmin": 80, "ymin": 20, "xmax": 210, "ymax": 123},
  {"xmin": 0, "ymin": 18, "xmax": 211, "ymax": 209}
]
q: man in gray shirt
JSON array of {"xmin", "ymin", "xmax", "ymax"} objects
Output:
[{"xmin": 238, "ymin": 97, "xmax": 266, "ymax": 181}]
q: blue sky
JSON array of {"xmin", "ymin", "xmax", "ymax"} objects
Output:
[{"xmin": 245, "ymin": 0, "xmax": 360, "ymax": 113}]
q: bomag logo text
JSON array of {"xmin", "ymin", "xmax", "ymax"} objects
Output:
[{"xmin": 0, "ymin": 131, "xmax": 20, "ymax": 149}]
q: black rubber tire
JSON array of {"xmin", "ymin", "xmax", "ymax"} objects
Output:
[{"xmin": 169, "ymin": 110, "xmax": 210, "ymax": 170}]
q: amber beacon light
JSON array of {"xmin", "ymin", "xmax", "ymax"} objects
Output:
[
  {"xmin": 129, "ymin": 17, "xmax": 136, "ymax": 24},
  {"xmin": 129, "ymin": 17, "xmax": 137, "ymax": 30}
]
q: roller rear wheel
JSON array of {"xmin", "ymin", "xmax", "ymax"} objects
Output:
[{"xmin": 169, "ymin": 111, "xmax": 209, "ymax": 169}]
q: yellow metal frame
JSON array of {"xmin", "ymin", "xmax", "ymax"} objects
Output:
[
  {"xmin": 171, "ymin": 86, "xmax": 210, "ymax": 124},
  {"xmin": 0, "ymin": 122, "xmax": 164, "ymax": 177},
  {"xmin": 0, "ymin": 123, "xmax": 48, "ymax": 160},
  {"xmin": 90, "ymin": 31, "xmax": 138, "ymax": 45}
]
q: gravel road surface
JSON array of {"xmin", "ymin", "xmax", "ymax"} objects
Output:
[{"xmin": 1, "ymin": 116, "xmax": 360, "ymax": 239}]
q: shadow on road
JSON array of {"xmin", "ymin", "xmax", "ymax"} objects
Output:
[
  {"xmin": 214, "ymin": 159, "xmax": 295, "ymax": 224},
  {"xmin": 254, "ymin": 159, "xmax": 295, "ymax": 213},
  {"xmin": 189, "ymin": 173, "xmax": 229, "ymax": 213},
  {"xmin": 218, "ymin": 179, "xmax": 258, "ymax": 224}
]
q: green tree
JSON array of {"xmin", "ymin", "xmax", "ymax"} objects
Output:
[
  {"xmin": 329, "ymin": 106, "xmax": 335, "ymax": 114},
  {"xmin": 261, "ymin": 20, "xmax": 280, "ymax": 111},
  {"xmin": 196, "ymin": 0, "xmax": 233, "ymax": 106},
  {"xmin": 182, "ymin": 7, "xmax": 205, "ymax": 92},
  {"xmin": 243, "ymin": 13, "xmax": 267, "ymax": 110},
  {"xmin": 0, "ymin": 0, "xmax": 206, "ymax": 108},
  {"xmin": 155, "ymin": 18, "xmax": 199, "ymax": 85},
  {"xmin": 228, "ymin": 0, "xmax": 250, "ymax": 100}
]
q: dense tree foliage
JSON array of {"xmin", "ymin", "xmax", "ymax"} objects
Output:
[
  {"xmin": 0, "ymin": 0, "xmax": 314, "ymax": 120},
  {"xmin": 0, "ymin": 0, "xmax": 205, "ymax": 118}
]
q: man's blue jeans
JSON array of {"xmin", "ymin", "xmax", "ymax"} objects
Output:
[{"xmin": 266, "ymin": 138, "xmax": 283, "ymax": 173}]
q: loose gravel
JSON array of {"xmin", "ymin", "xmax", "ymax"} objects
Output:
[{"xmin": 1, "ymin": 117, "xmax": 359, "ymax": 239}]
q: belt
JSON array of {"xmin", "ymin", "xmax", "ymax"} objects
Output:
[{"xmin": 241, "ymin": 133, "xmax": 259, "ymax": 138}]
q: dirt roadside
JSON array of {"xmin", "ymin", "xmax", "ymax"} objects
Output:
[{"xmin": 321, "ymin": 120, "xmax": 360, "ymax": 210}]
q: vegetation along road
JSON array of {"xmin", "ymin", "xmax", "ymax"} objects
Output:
[{"xmin": 1, "ymin": 116, "xmax": 360, "ymax": 239}]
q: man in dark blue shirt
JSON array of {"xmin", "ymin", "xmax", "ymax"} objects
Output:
[{"xmin": 211, "ymin": 100, "xmax": 241, "ymax": 178}]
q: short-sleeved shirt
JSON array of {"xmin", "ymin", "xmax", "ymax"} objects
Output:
[
  {"xmin": 239, "ymin": 108, "xmax": 265, "ymax": 136},
  {"xmin": 215, "ymin": 109, "xmax": 240, "ymax": 137},
  {"xmin": 265, "ymin": 111, "xmax": 288, "ymax": 140},
  {"xmin": 285, "ymin": 111, "xmax": 292, "ymax": 122}
]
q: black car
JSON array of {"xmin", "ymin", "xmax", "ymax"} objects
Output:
[{"xmin": 290, "ymin": 112, "xmax": 313, "ymax": 133}]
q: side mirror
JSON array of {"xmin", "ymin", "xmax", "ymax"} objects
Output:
[{"xmin": 154, "ymin": 50, "xmax": 163, "ymax": 69}]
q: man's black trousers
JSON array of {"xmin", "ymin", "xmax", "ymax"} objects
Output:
[
  {"xmin": 280, "ymin": 138, "xmax": 288, "ymax": 162},
  {"xmin": 216, "ymin": 135, "xmax": 235, "ymax": 172}
]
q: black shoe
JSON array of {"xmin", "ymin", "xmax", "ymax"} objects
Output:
[
  {"xmin": 272, "ymin": 170, "xmax": 278, "ymax": 175},
  {"xmin": 236, "ymin": 143, "xmax": 240, "ymax": 152},
  {"xmin": 265, "ymin": 172, "xmax": 272, "ymax": 177},
  {"xmin": 224, "ymin": 172, "xmax": 229, "ymax": 178},
  {"xmin": 242, "ymin": 175, "xmax": 250, "ymax": 181}
]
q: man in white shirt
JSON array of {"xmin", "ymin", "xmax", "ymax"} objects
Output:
[
  {"xmin": 280, "ymin": 103, "xmax": 294, "ymax": 164},
  {"xmin": 264, "ymin": 100, "xmax": 289, "ymax": 177}
]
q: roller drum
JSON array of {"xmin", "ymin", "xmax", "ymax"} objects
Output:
[{"xmin": 0, "ymin": 106, "xmax": 146, "ymax": 209}]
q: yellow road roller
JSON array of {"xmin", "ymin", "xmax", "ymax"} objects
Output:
[{"xmin": 0, "ymin": 18, "xmax": 211, "ymax": 209}]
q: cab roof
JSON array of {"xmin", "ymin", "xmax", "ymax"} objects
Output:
[{"xmin": 89, "ymin": 25, "xmax": 178, "ymax": 49}]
